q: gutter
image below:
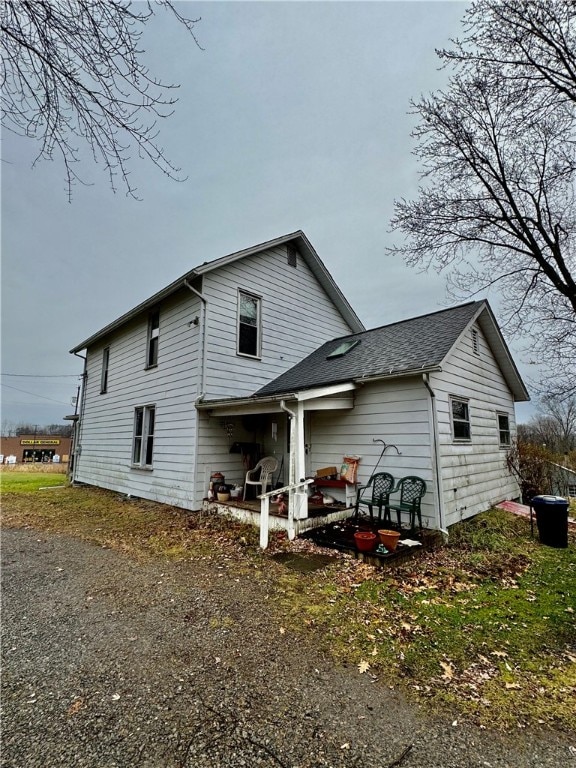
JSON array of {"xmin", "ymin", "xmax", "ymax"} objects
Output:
[
  {"xmin": 356, "ymin": 365, "xmax": 442, "ymax": 386},
  {"xmin": 195, "ymin": 391, "xmax": 299, "ymax": 410},
  {"xmin": 423, "ymin": 373, "xmax": 448, "ymax": 537}
]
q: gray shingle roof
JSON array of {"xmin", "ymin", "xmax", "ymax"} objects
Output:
[{"xmin": 256, "ymin": 301, "xmax": 484, "ymax": 396}]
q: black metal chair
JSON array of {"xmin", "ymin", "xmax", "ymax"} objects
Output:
[
  {"xmin": 385, "ymin": 476, "xmax": 427, "ymax": 532},
  {"xmin": 354, "ymin": 472, "xmax": 395, "ymax": 521}
]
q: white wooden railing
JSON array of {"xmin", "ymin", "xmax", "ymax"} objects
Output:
[{"xmin": 258, "ymin": 479, "xmax": 314, "ymax": 549}]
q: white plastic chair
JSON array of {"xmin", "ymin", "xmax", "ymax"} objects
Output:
[{"xmin": 243, "ymin": 456, "xmax": 279, "ymax": 500}]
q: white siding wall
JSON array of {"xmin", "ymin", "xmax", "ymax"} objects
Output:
[
  {"xmin": 75, "ymin": 244, "xmax": 356, "ymax": 509},
  {"xmin": 202, "ymin": 245, "xmax": 354, "ymax": 398},
  {"xmin": 308, "ymin": 378, "xmax": 436, "ymax": 527},
  {"xmin": 75, "ymin": 290, "xmax": 202, "ymax": 509},
  {"xmin": 430, "ymin": 323, "xmax": 519, "ymax": 526}
]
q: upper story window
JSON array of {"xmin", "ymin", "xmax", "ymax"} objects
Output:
[
  {"xmin": 451, "ymin": 397, "xmax": 471, "ymax": 442},
  {"xmin": 237, "ymin": 291, "xmax": 261, "ymax": 358},
  {"xmin": 497, "ymin": 413, "xmax": 511, "ymax": 447},
  {"xmin": 100, "ymin": 346, "xmax": 110, "ymax": 394},
  {"xmin": 146, "ymin": 310, "xmax": 160, "ymax": 368},
  {"xmin": 132, "ymin": 405, "xmax": 155, "ymax": 468}
]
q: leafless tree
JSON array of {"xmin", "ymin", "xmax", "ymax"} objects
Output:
[
  {"xmin": 390, "ymin": 0, "xmax": 576, "ymax": 397},
  {"xmin": 519, "ymin": 394, "xmax": 576, "ymax": 454},
  {"xmin": 1, "ymin": 1, "xmax": 201, "ymax": 199}
]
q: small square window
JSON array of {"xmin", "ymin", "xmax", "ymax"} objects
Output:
[
  {"xmin": 498, "ymin": 413, "xmax": 511, "ymax": 447},
  {"xmin": 451, "ymin": 397, "xmax": 471, "ymax": 441},
  {"xmin": 237, "ymin": 291, "xmax": 261, "ymax": 357},
  {"xmin": 100, "ymin": 346, "xmax": 110, "ymax": 394},
  {"xmin": 146, "ymin": 311, "xmax": 159, "ymax": 368},
  {"xmin": 132, "ymin": 405, "xmax": 155, "ymax": 467}
]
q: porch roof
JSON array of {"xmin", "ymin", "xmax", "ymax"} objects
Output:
[{"xmin": 195, "ymin": 382, "xmax": 356, "ymax": 415}]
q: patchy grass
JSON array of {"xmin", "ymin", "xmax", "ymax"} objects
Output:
[
  {"xmin": 0, "ymin": 484, "xmax": 262, "ymax": 562},
  {"xmin": 2, "ymin": 486, "xmax": 574, "ymax": 732},
  {"xmin": 277, "ymin": 509, "xmax": 576, "ymax": 732},
  {"xmin": 1, "ymin": 472, "xmax": 68, "ymax": 492}
]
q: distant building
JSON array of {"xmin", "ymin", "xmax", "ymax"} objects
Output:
[{"xmin": 0, "ymin": 435, "xmax": 72, "ymax": 463}]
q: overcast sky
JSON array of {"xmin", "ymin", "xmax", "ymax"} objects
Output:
[{"xmin": 1, "ymin": 0, "xmax": 538, "ymax": 429}]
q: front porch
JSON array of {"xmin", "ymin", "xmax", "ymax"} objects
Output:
[{"xmin": 201, "ymin": 495, "xmax": 355, "ymax": 537}]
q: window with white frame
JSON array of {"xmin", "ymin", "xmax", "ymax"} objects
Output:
[
  {"xmin": 100, "ymin": 346, "xmax": 110, "ymax": 394},
  {"xmin": 497, "ymin": 413, "xmax": 511, "ymax": 447},
  {"xmin": 451, "ymin": 397, "xmax": 471, "ymax": 441},
  {"xmin": 146, "ymin": 310, "xmax": 160, "ymax": 368},
  {"xmin": 237, "ymin": 291, "xmax": 261, "ymax": 357},
  {"xmin": 132, "ymin": 405, "xmax": 155, "ymax": 467}
]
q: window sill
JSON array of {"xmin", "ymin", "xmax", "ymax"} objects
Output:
[
  {"xmin": 144, "ymin": 364, "xmax": 158, "ymax": 371},
  {"xmin": 236, "ymin": 352, "xmax": 262, "ymax": 361},
  {"xmin": 130, "ymin": 464, "xmax": 154, "ymax": 471}
]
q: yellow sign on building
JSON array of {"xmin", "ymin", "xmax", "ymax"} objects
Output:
[{"xmin": 20, "ymin": 439, "xmax": 61, "ymax": 446}]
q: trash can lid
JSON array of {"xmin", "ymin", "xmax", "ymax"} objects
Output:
[{"xmin": 532, "ymin": 494, "xmax": 569, "ymax": 505}]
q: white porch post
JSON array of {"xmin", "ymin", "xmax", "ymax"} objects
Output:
[
  {"xmin": 294, "ymin": 400, "xmax": 307, "ymax": 520},
  {"xmin": 259, "ymin": 495, "xmax": 270, "ymax": 549}
]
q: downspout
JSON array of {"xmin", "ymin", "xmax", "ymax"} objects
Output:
[
  {"xmin": 184, "ymin": 280, "xmax": 207, "ymax": 400},
  {"xmin": 423, "ymin": 373, "xmax": 448, "ymax": 537},
  {"xmin": 184, "ymin": 279, "xmax": 208, "ymax": 509},
  {"xmin": 72, "ymin": 352, "xmax": 87, "ymax": 485}
]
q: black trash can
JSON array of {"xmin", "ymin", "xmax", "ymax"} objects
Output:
[{"xmin": 531, "ymin": 495, "xmax": 569, "ymax": 548}]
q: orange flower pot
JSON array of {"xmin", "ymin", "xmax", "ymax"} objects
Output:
[{"xmin": 377, "ymin": 529, "xmax": 401, "ymax": 552}]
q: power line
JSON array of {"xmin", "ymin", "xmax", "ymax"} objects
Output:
[
  {"xmin": 1, "ymin": 373, "xmax": 80, "ymax": 378},
  {"xmin": 1, "ymin": 383, "xmax": 71, "ymax": 406}
]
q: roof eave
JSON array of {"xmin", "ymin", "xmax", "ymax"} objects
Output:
[
  {"xmin": 70, "ymin": 230, "xmax": 364, "ymax": 353},
  {"xmin": 69, "ymin": 272, "xmax": 200, "ymax": 353}
]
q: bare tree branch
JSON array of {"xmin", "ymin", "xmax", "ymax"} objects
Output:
[
  {"xmin": 1, "ymin": 0, "xmax": 202, "ymax": 199},
  {"xmin": 389, "ymin": 0, "xmax": 576, "ymax": 397}
]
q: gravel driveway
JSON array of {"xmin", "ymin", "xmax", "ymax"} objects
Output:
[{"xmin": 2, "ymin": 528, "xmax": 574, "ymax": 767}]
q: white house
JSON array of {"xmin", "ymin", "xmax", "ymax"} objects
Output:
[{"xmin": 70, "ymin": 231, "xmax": 529, "ymax": 537}]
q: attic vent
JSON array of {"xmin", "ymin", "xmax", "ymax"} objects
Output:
[
  {"xmin": 287, "ymin": 243, "xmax": 298, "ymax": 268},
  {"xmin": 327, "ymin": 339, "xmax": 360, "ymax": 359},
  {"xmin": 472, "ymin": 328, "xmax": 480, "ymax": 355}
]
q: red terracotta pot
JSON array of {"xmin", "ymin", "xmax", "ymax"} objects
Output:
[{"xmin": 354, "ymin": 531, "xmax": 377, "ymax": 552}]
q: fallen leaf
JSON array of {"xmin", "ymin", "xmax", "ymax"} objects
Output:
[
  {"xmin": 440, "ymin": 661, "xmax": 454, "ymax": 680},
  {"xmin": 279, "ymin": 627, "xmax": 285, "ymax": 635},
  {"xmin": 67, "ymin": 699, "xmax": 84, "ymax": 716},
  {"xmin": 358, "ymin": 660, "xmax": 370, "ymax": 674},
  {"xmin": 505, "ymin": 682, "xmax": 521, "ymax": 689}
]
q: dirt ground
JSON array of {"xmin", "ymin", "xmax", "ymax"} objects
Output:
[{"xmin": 2, "ymin": 527, "xmax": 574, "ymax": 768}]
